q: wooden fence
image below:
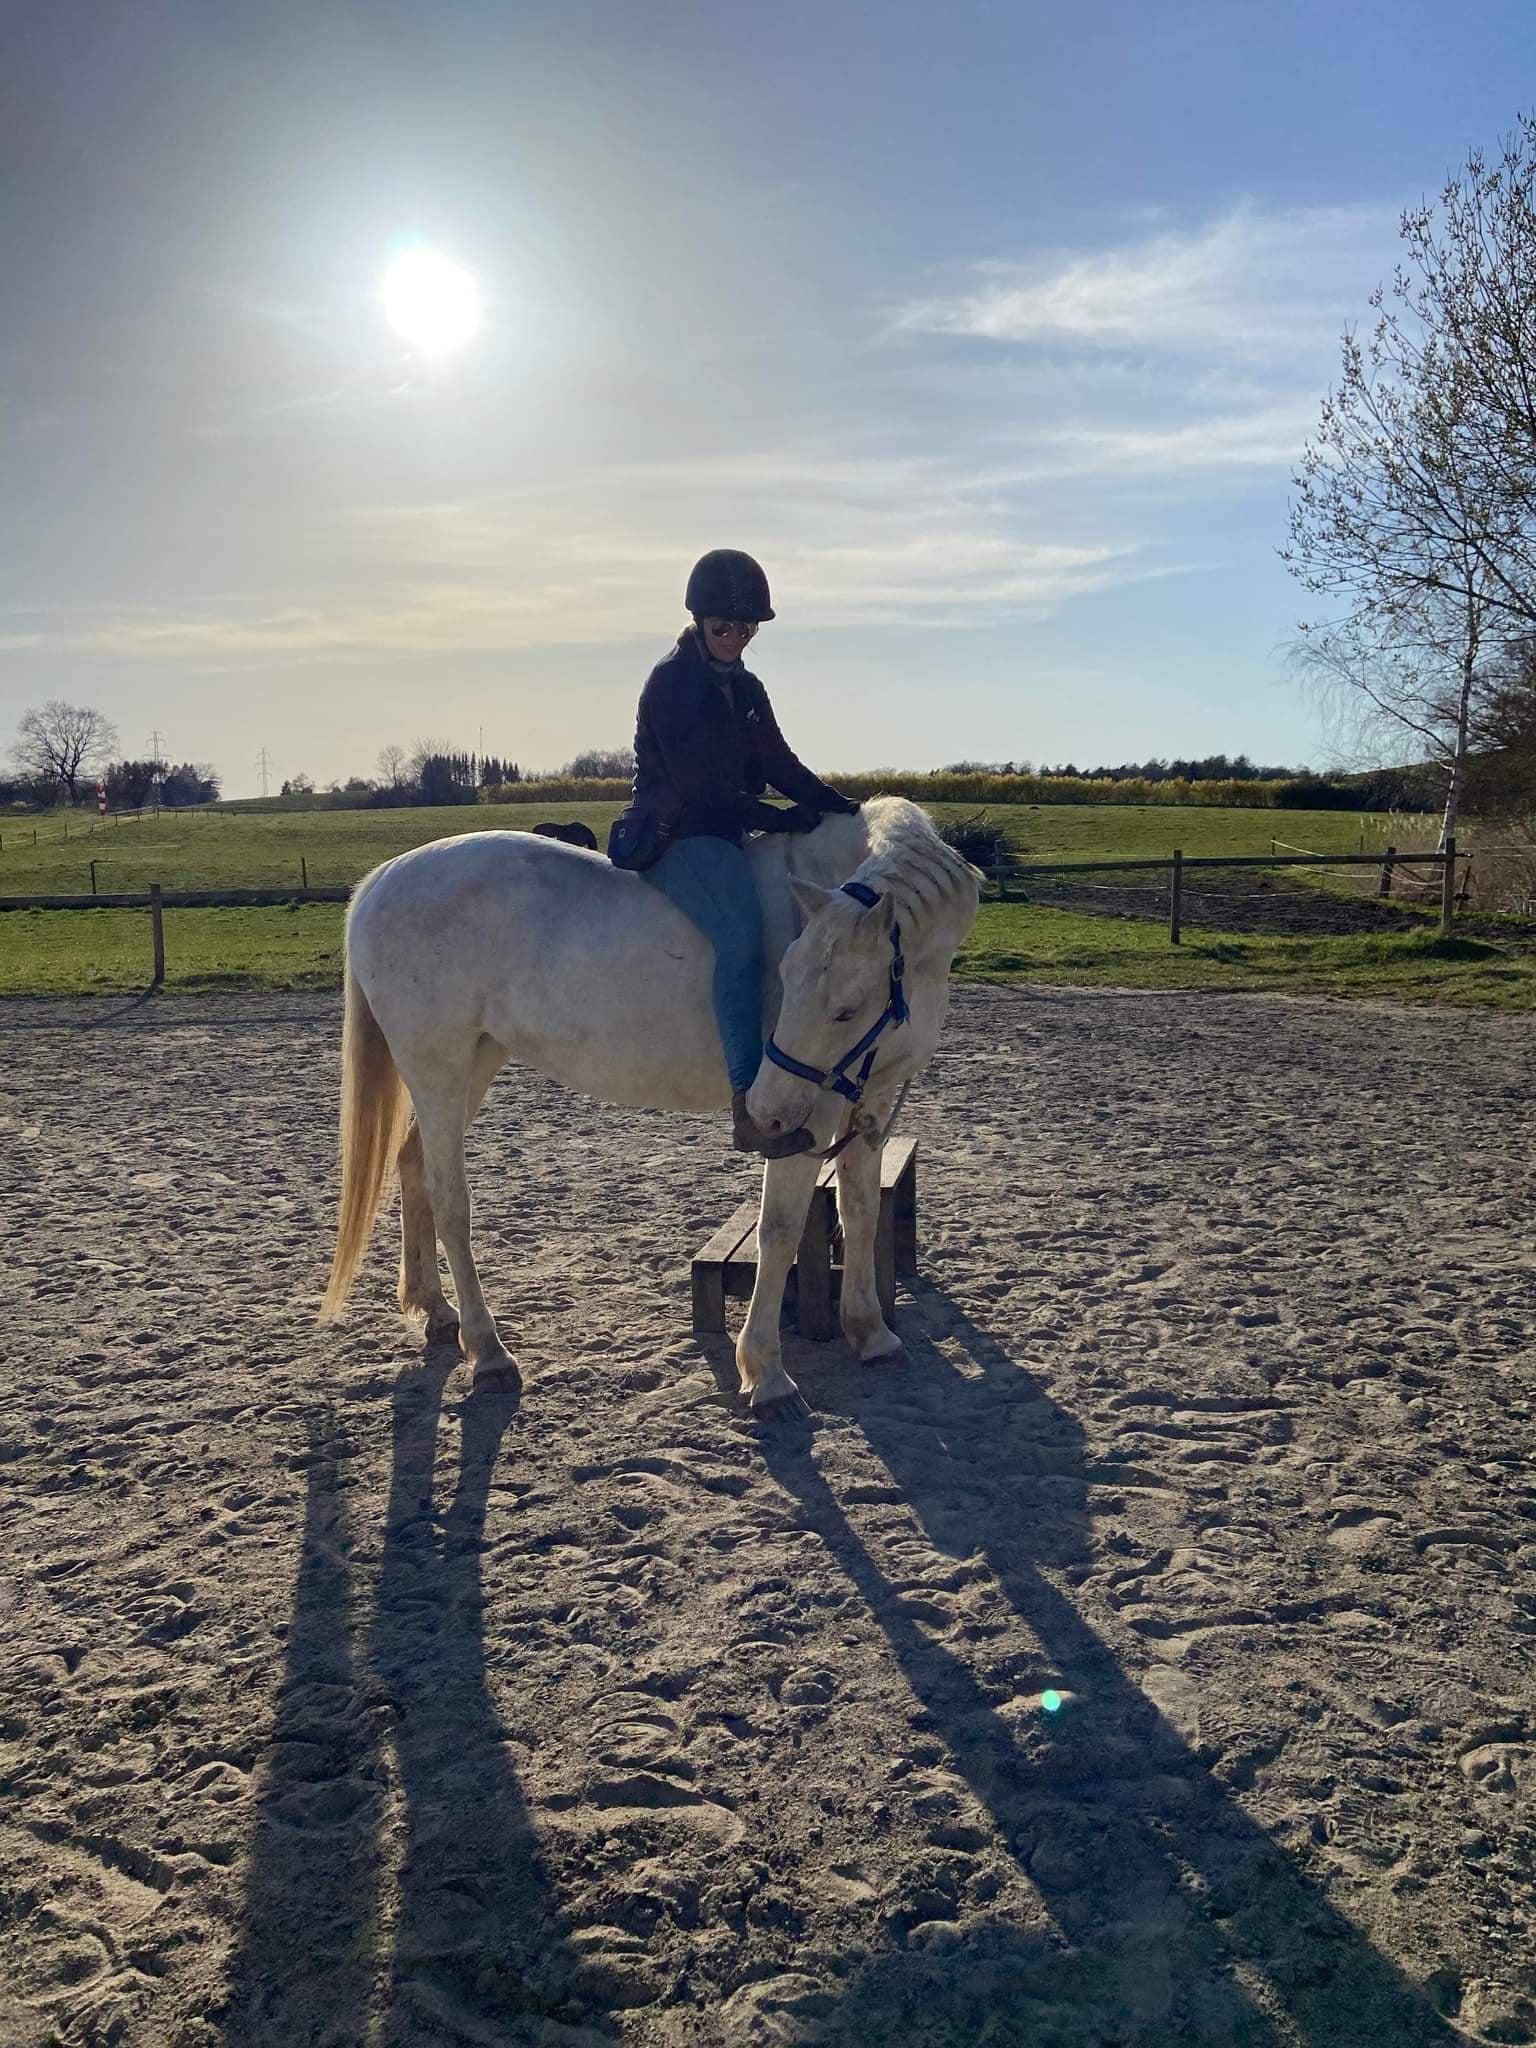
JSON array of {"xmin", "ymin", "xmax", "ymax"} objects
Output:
[
  {"xmin": 0, "ymin": 843, "xmax": 1465, "ymax": 986},
  {"xmin": 985, "ymin": 842, "xmax": 1464, "ymax": 943},
  {"xmin": 0, "ymin": 884, "xmax": 349, "ymax": 986},
  {"xmin": 0, "ymin": 801, "xmax": 237, "ymax": 850}
]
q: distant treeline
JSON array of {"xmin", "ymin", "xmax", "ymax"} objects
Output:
[
  {"xmin": 475, "ymin": 764, "xmax": 1449, "ymax": 812},
  {"xmin": 239, "ymin": 744, "xmax": 1487, "ymax": 817},
  {"xmin": 942, "ymin": 754, "xmax": 1305, "ymax": 783},
  {"xmin": 1, "ymin": 757, "xmax": 219, "ymax": 811}
]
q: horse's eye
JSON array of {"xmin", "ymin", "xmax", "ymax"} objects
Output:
[{"xmin": 834, "ymin": 1008, "xmax": 857, "ymax": 1023}]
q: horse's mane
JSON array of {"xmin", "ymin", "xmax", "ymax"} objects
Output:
[{"xmin": 843, "ymin": 795, "xmax": 982, "ymax": 928}]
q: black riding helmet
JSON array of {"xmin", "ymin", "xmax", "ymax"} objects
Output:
[{"xmin": 686, "ymin": 549, "xmax": 775, "ymax": 622}]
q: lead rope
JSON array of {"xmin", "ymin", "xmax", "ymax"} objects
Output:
[{"xmin": 816, "ymin": 1075, "xmax": 913, "ymax": 1167}]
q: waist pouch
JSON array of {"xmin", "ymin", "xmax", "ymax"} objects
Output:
[{"xmin": 607, "ymin": 809, "xmax": 673, "ymax": 872}]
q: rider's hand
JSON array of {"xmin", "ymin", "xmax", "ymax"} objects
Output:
[{"xmin": 775, "ymin": 803, "xmax": 822, "ymax": 832}]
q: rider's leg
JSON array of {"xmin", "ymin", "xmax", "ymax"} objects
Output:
[{"xmin": 641, "ymin": 834, "xmax": 813, "ymax": 1157}]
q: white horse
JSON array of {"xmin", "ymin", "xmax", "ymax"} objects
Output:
[{"xmin": 320, "ymin": 796, "xmax": 980, "ymax": 1410}]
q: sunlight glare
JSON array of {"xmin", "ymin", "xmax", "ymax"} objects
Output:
[{"xmin": 382, "ymin": 248, "xmax": 480, "ymax": 355}]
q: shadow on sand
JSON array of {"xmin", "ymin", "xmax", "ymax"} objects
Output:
[
  {"xmin": 227, "ymin": 1298, "xmax": 1457, "ymax": 2046},
  {"xmin": 751, "ymin": 1292, "xmax": 1459, "ymax": 2048},
  {"xmin": 224, "ymin": 1361, "xmax": 617, "ymax": 2046}
]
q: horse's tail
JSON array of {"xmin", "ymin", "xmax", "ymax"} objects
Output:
[{"xmin": 320, "ymin": 958, "xmax": 411, "ymax": 1323}]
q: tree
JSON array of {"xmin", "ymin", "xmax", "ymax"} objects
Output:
[
  {"xmin": 1466, "ymin": 634, "xmax": 1536, "ymax": 814},
  {"xmin": 563, "ymin": 746, "xmax": 635, "ymax": 780},
  {"xmin": 408, "ymin": 736, "xmax": 454, "ymax": 782},
  {"xmin": 377, "ymin": 744, "xmax": 406, "ymax": 787},
  {"xmin": 280, "ymin": 772, "xmax": 314, "ymax": 797},
  {"xmin": 1292, "ymin": 601, "xmax": 1491, "ymax": 841},
  {"xmin": 1396, "ymin": 119, "xmax": 1536, "ymax": 631},
  {"xmin": 416, "ymin": 752, "xmax": 478, "ymax": 806},
  {"xmin": 104, "ymin": 759, "xmax": 162, "ymax": 809},
  {"xmin": 11, "ymin": 700, "xmax": 119, "ymax": 804},
  {"xmin": 1282, "ymin": 133, "xmax": 1525, "ymax": 845},
  {"xmin": 159, "ymin": 762, "xmax": 220, "ymax": 807}
]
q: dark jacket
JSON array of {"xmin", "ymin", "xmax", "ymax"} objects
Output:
[{"xmin": 613, "ymin": 632, "xmax": 854, "ymax": 859}]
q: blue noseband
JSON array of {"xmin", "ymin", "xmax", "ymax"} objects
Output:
[{"xmin": 762, "ymin": 881, "xmax": 909, "ymax": 1106}]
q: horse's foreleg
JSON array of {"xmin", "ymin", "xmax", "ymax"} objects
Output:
[
  {"xmin": 736, "ymin": 1150, "xmax": 822, "ymax": 1410},
  {"xmin": 836, "ymin": 1129, "xmax": 903, "ymax": 1362}
]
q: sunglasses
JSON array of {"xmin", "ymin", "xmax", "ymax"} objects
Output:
[{"xmin": 701, "ymin": 619, "xmax": 757, "ymax": 640}]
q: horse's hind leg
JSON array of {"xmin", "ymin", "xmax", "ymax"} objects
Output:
[
  {"xmin": 397, "ymin": 1037, "xmax": 509, "ymax": 1364},
  {"xmin": 398, "ymin": 1122, "xmax": 459, "ymax": 1343}
]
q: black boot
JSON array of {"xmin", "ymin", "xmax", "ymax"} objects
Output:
[{"xmin": 732, "ymin": 1091, "xmax": 815, "ymax": 1159}]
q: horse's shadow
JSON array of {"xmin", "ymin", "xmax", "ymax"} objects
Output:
[
  {"xmin": 750, "ymin": 1292, "xmax": 1458, "ymax": 2048},
  {"xmin": 224, "ymin": 1363, "xmax": 617, "ymax": 2045}
]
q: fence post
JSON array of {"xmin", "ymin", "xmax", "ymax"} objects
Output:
[
  {"xmin": 1378, "ymin": 846, "xmax": 1396, "ymax": 899},
  {"xmin": 301, "ymin": 856, "xmax": 308, "ymax": 889},
  {"xmin": 1169, "ymin": 849, "xmax": 1183, "ymax": 945},
  {"xmin": 992, "ymin": 851, "xmax": 1008, "ymax": 901},
  {"xmin": 90, "ymin": 860, "xmax": 97, "ymax": 896},
  {"xmin": 150, "ymin": 884, "xmax": 165, "ymax": 986},
  {"xmin": 1440, "ymin": 837, "xmax": 1456, "ymax": 939}
]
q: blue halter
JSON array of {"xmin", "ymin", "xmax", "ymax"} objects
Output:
[{"xmin": 763, "ymin": 881, "xmax": 910, "ymax": 1106}]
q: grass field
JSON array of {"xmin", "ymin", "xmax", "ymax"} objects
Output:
[
  {"xmin": 0, "ymin": 800, "xmax": 626, "ymax": 895},
  {"xmin": 0, "ymin": 798, "xmax": 1440, "ymax": 897},
  {"xmin": 962, "ymin": 903, "xmax": 1534, "ymax": 1009},
  {"xmin": 4, "ymin": 894, "xmax": 1530, "ymax": 1008}
]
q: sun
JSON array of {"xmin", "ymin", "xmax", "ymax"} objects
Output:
[{"xmin": 381, "ymin": 248, "xmax": 480, "ymax": 355}]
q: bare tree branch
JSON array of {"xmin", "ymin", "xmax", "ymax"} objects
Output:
[{"xmin": 11, "ymin": 701, "xmax": 120, "ymax": 805}]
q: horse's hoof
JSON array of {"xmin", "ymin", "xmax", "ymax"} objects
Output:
[
  {"xmin": 850, "ymin": 1323, "xmax": 903, "ymax": 1363},
  {"xmin": 472, "ymin": 1351, "xmax": 521, "ymax": 1394},
  {"xmin": 422, "ymin": 1309, "xmax": 460, "ymax": 1347},
  {"xmin": 747, "ymin": 1367, "xmax": 807, "ymax": 1417}
]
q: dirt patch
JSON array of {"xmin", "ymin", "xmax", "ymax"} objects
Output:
[{"xmin": 2, "ymin": 987, "xmax": 1534, "ymax": 2046}]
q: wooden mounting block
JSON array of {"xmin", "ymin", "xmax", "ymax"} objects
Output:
[{"xmin": 691, "ymin": 1137, "xmax": 918, "ymax": 1342}]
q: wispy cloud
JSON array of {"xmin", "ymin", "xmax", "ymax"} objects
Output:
[
  {"xmin": 1026, "ymin": 402, "xmax": 1323, "ymax": 478},
  {"xmin": 0, "ymin": 450, "xmax": 1167, "ymax": 661},
  {"xmin": 894, "ymin": 202, "xmax": 1398, "ymax": 362},
  {"xmin": 6, "ymin": 211, "xmax": 1377, "ymax": 678}
]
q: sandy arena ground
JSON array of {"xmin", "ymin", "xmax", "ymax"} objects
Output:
[{"xmin": 2, "ymin": 984, "xmax": 1533, "ymax": 2048}]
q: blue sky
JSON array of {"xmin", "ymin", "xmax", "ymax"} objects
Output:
[{"xmin": 2, "ymin": 0, "xmax": 1532, "ymax": 793}]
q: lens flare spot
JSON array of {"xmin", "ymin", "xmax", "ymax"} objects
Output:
[{"xmin": 1041, "ymin": 1689, "xmax": 1064, "ymax": 1714}]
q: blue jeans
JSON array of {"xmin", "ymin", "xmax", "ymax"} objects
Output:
[{"xmin": 642, "ymin": 834, "xmax": 764, "ymax": 1094}]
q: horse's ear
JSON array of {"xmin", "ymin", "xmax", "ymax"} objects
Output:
[{"xmin": 790, "ymin": 878, "xmax": 836, "ymax": 924}]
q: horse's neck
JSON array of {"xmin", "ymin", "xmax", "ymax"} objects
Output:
[
  {"xmin": 785, "ymin": 812, "xmax": 874, "ymax": 895},
  {"xmin": 750, "ymin": 812, "xmax": 872, "ymax": 965}
]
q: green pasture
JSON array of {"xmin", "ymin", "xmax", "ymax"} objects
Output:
[
  {"xmin": 0, "ymin": 800, "xmax": 627, "ymax": 896},
  {"xmin": 1, "ymin": 797, "xmax": 1516, "ymax": 1007},
  {"xmin": 3, "ymin": 897, "xmax": 1529, "ymax": 1009},
  {"xmin": 962, "ymin": 903, "xmax": 1533, "ymax": 1010},
  {"xmin": 0, "ymin": 798, "xmax": 1437, "ymax": 898}
]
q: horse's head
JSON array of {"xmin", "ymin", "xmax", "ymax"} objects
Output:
[{"xmin": 746, "ymin": 879, "xmax": 904, "ymax": 1141}]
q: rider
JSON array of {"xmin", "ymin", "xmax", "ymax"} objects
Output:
[{"xmin": 608, "ymin": 549, "xmax": 860, "ymax": 1158}]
